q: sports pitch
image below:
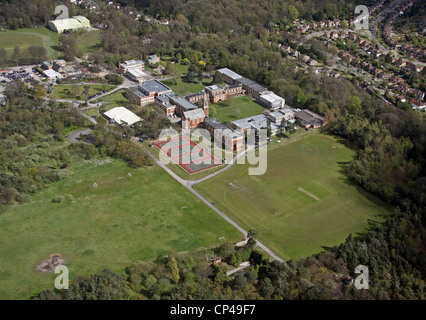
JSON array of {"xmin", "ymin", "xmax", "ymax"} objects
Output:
[
  {"xmin": 0, "ymin": 27, "xmax": 59, "ymax": 59},
  {"xmin": 155, "ymin": 136, "xmax": 223, "ymax": 174},
  {"xmin": 195, "ymin": 133, "xmax": 391, "ymax": 260}
]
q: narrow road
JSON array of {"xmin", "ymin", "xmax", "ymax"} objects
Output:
[
  {"xmin": 226, "ymin": 263, "xmax": 251, "ymax": 276},
  {"xmin": 135, "ymin": 139, "xmax": 285, "ymax": 263}
]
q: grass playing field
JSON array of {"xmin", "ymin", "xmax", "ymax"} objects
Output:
[
  {"xmin": 0, "ymin": 27, "xmax": 60, "ymax": 59},
  {"xmin": 195, "ymin": 132, "xmax": 391, "ymax": 260},
  {"xmin": 50, "ymin": 84, "xmax": 116, "ymax": 100},
  {"xmin": 0, "ymin": 158, "xmax": 241, "ymax": 299},
  {"xmin": 214, "ymin": 96, "xmax": 266, "ymax": 122}
]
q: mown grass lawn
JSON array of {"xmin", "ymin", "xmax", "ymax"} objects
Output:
[
  {"xmin": 0, "ymin": 159, "xmax": 242, "ymax": 299},
  {"xmin": 94, "ymin": 89, "xmax": 128, "ymax": 111},
  {"xmin": 50, "ymin": 84, "xmax": 116, "ymax": 100},
  {"xmin": 161, "ymin": 77, "xmax": 213, "ymax": 96},
  {"xmin": 0, "ymin": 27, "xmax": 60, "ymax": 59},
  {"xmin": 195, "ymin": 133, "xmax": 391, "ymax": 260},
  {"xmin": 214, "ymin": 96, "xmax": 266, "ymax": 122}
]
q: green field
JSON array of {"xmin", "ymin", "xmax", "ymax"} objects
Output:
[
  {"xmin": 0, "ymin": 27, "xmax": 59, "ymax": 59},
  {"xmin": 0, "ymin": 158, "xmax": 241, "ymax": 299},
  {"xmin": 160, "ymin": 59, "xmax": 190, "ymax": 75},
  {"xmin": 50, "ymin": 84, "xmax": 116, "ymax": 100},
  {"xmin": 161, "ymin": 77, "xmax": 213, "ymax": 96},
  {"xmin": 214, "ymin": 96, "xmax": 266, "ymax": 122},
  {"xmin": 95, "ymin": 89, "xmax": 128, "ymax": 111},
  {"xmin": 77, "ymin": 30, "xmax": 103, "ymax": 55},
  {"xmin": 195, "ymin": 133, "xmax": 390, "ymax": 260},
  {"xmin": 82, "ymin": 107, "xmax": 99, "ymax": 117}
]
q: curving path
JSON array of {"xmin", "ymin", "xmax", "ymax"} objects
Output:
[{"xmin": 133, "ymin": 138, "xmax": 285, "ymax": 263}]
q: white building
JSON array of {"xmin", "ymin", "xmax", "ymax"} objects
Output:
[
  {"xmin": 104, "ymin": 107, "xmax": 143, "ymax": 126},
  {"xmin": 48, "ymin": 16, "xmax": 91, "ymax": 33},
  {"xmin": 126, "ymin": 69, "xmax": 147, "ymax": 83},
  {"xmin": 258, "ymin": 91, "xmax": 285, "ymax": 110},
  {"xmin": 44, "ymin": 69, "xmax": 62, "ymax": 80}
]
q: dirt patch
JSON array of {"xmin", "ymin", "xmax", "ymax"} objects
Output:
[
  {"xmin": 36, "ymin": 254, "xmax": 65, "ymax": 273},
  {"xmin": 298, "ymin": 188, "xmax": 320, "ymax": 201}
]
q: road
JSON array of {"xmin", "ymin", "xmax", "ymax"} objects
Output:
[
  {"xmin": 135, "ymin": 138, "xmax": 285, "ymax": 263},
  {"xmin": 66, "ymin": 128, "xmax": 93, "ymax": 143},
  {"xmin": 226, "ymin": 263, "xmax": 251, "ymax": 276}
]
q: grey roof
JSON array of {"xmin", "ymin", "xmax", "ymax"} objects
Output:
[
  {"xmin": 206, "ymin": 84, "xmax": 223, "ymax": 91},
  {"xmin": 217, "ymin": 68, "xmax": 242, "ymax": 80},
  {"xmin": 168, "ymin": 94, "xmax": 198, "ymax": 111},
  {"xmin": 205, "ymin": 118, "xmax": 243, "ymax": 140},
  {"xmin": 128, "ymin": 86, "xmax": 148, "ymax": 98},
  {"xmin": 183, "ymin": 108, "xmax": 206, "ymax": 120},
  {"xmin": 139, "ymin": 80, "xmax": 171, "ymax": 94},
  {"xmin": 233, "ymin": 114, "xmax": 280, "ymax": 132},
  {"xmin": 237, "ymin": 77, "xmax": 267, "ymax": 93},
  {"xmin": 204, "ymin": 117, "xmax": 229, "ymax": 130},
  {"xmin": 295, "ymin": 110, "xmax": 325, "ymax": 126}
]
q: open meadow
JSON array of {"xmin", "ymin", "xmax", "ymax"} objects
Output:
[
  {"xmin": 0, "ymin": 159, "xmax": 242, "ymax": 299},
  {"xmin": 0, "ymin": 27, "xmax": 59, "ymax": 60},
  {"xmin": 195, "ymin": 133, "xmax": 391, "ymax": 260}
]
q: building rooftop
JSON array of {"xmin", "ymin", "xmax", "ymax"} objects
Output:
[
  {"xmin": 127, "ymin": 68, "xmax": 147, "ymax": 78},
  {"xmin": 237, "ymin": 77, "xmax": 267, "ymax": 93},
  {"xmin": 167, "ymin": 93, "xmax": 198, "ymax": 111},
  {"xmin": 139, "ymin": 80, "xmax": 171, "ymax": 94},
  {"xmin": 217, "ymin": 68, "xmax": 243, "ymax": 81},
  {"xmin": 259, "ymin": 92, "xmax": 285, "ymax": 105},
  {"xmin": 122, "ymin": 60, "xmax": 144, "ymax": 67},
  {"xmin": 128, "ymin": 86, "xmax": 148, "ymax": 98},
  {"xmin": 183, "ymin": 108, "xmax": 206, "ymax": 120},
  {"xmin": 104, "ymin": 107, "xmax": 142, "ymax": 126},
  {"xmin": 206, "ymin": 84, "xmax": 223, "ymax": 91}
]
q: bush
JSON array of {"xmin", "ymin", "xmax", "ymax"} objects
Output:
[{"xmin": 52, "ymin": 196, "xmax": 64, "ymax": 203}]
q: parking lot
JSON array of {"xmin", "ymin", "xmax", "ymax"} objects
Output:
[{"xmin": 0, "ymin": 66, "xmax": 41, "ymax": 85}]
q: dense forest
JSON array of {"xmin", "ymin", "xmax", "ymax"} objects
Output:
[{"xmin": 0, "ymin": 0, "xmax": 425, "ymax": 299}]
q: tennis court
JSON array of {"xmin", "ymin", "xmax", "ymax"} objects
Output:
[{"xmin": 155, "ymin": 135, "xmax": 223, "ymax": 174}]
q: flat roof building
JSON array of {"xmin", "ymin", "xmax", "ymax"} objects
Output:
[
  {"xmin": 259, "ymin": 92, "xmax": 285, "ymax": 110},
  {"xmin": 236, "ymin": 77, "xmax": 268, "ymax": 100},
  {"xmin": 104, "ymin": 107, "xmax": 142, "ymax": 126},
  {"xmin": 119, "ymin": 60, "xmax": 145, "ymax": 74},
  {"xmin": 126, "ymin": 69, "xmax": 147, "ymax": 83},
  {"xmin": 217, "ymin": 68, "xmax": 243, "ymax": 85}
]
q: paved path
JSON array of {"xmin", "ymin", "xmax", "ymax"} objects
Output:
[
  {"xmin": 226, "ymin": 263, "xmax": 251, "ymax": 276},
  {"xmin": 66, "ymin": 128, "xmax": 93, "ymax": 143},
  {"xmin": 135, "ymin": 139, "xmax": 284, "ymax": 263}
]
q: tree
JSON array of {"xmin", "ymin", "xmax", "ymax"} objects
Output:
[
  {"xmin": 229, "ymin": 252, "xmax": 237, "ymax": 265},
  {"xmin": 247, "ymin": 230, "xmax": 258, "ymax": 239},
  {"xmin": 213, "ymin": 71, "xmax": 222, "ymax": 84},
  {"xmin": 235, "ymin": 107, "xmax": 241, "ymax": 119},
  {"xmin": 168, "ymin": 250, "xmax": 180, "ymax": 284},
  {"xmin": 288, "ymin": 5, "xmax": 299, "ymax": 21},
  {"xmin": 346, "ymin": 95, "xmax": 362, "ymax": 115},
  {"xmin": 33, "ymin": 85, "xmax": 47, "ymax": 98},
  {"xmin": 12, "ymin": 46, "xmax": 21, "ymax": 66}
]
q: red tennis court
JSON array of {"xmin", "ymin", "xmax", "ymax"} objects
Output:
[{"xmin": 155, "ymin": 135, "xmax": 222, "ymax": 174}]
